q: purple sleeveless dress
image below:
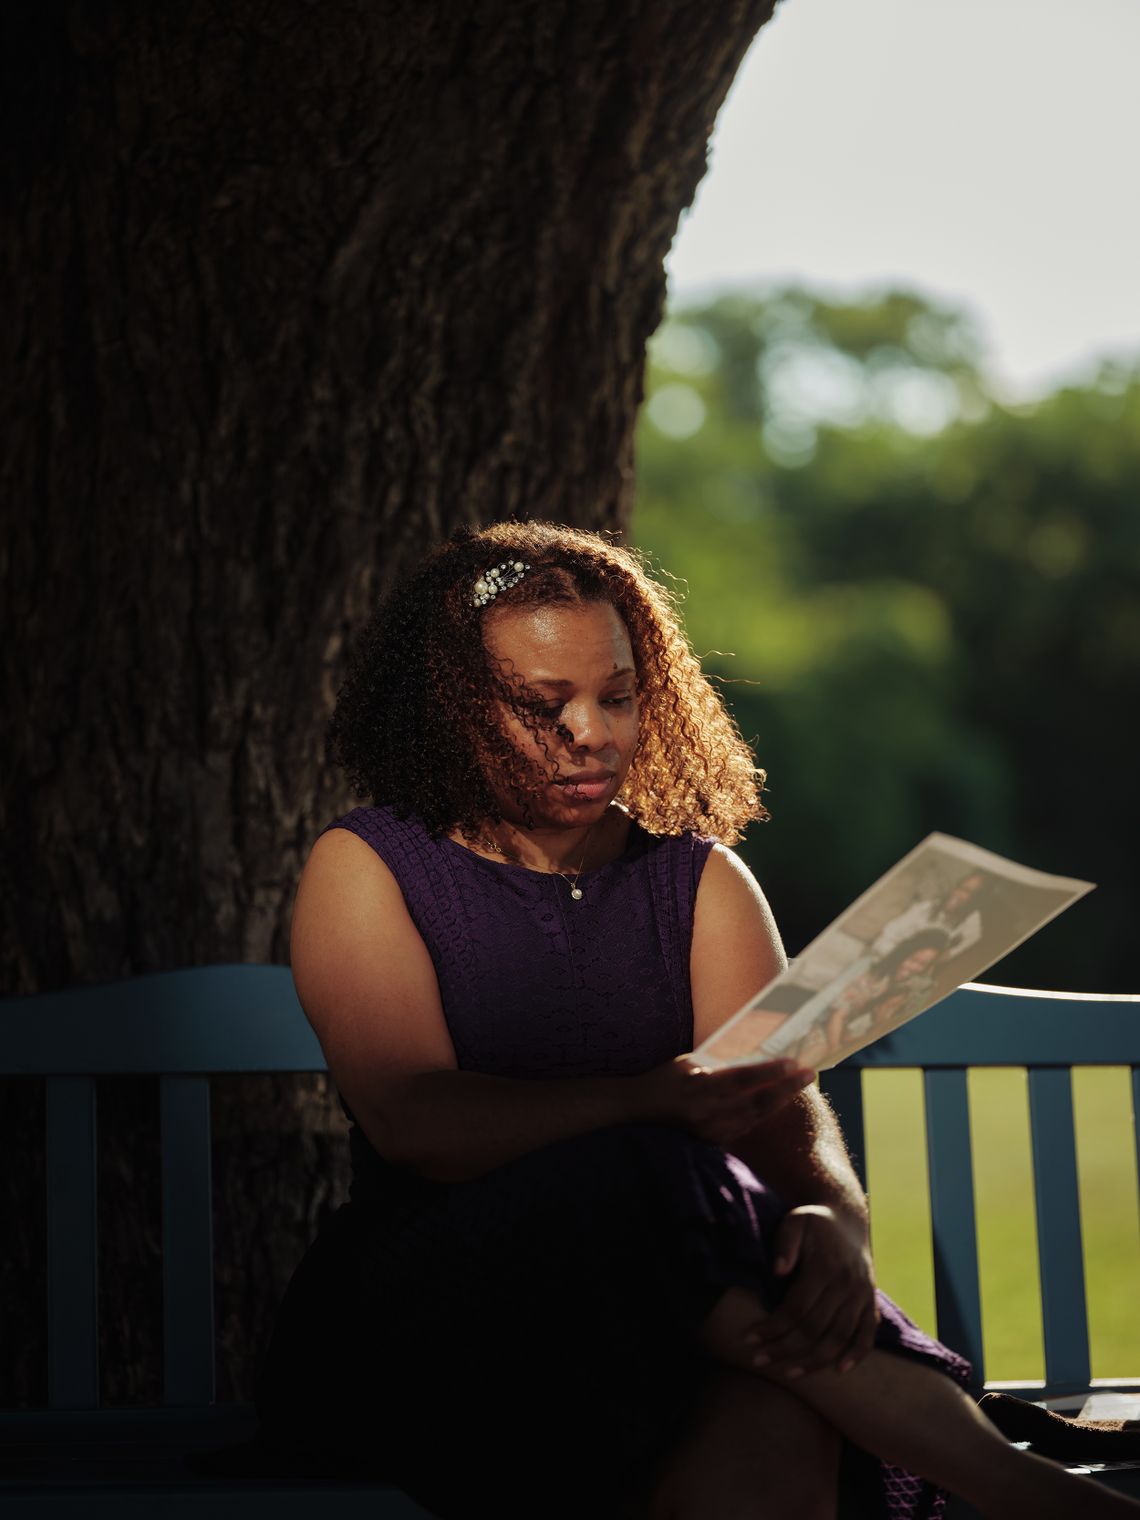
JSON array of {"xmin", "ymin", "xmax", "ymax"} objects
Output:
[{"xmin": 255, "ymin": 805, "xmax": 970, "ymax": 1520}]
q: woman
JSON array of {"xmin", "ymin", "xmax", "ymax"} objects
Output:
[
  {"xmin": 255, "ymin": 521, "xmax": 1137, "ymax": 1519},
  {"xmin": 819, "ymin": 929, "xmax": 951, "ymax": 1062},
  {"xmin": 871, "ymin": 876, "xmax": 986, "ymax": 965}
]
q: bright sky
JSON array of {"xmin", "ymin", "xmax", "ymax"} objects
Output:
[{"xmin": 665, "ymin": 0, "xmax": 1140, "ymax": 400}]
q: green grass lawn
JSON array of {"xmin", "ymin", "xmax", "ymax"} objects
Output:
[{"xmin": 861, "ymin": 1067, "xmax": 1140, "ymax": 1384}]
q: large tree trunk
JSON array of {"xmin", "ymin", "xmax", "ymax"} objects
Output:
[{"xmin": 1, "ymin": 0, "xmax": 779, "ymax": 1404}]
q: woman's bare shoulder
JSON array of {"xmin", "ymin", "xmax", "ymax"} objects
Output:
[
  {"xmin": 296, "ymin": 824, "xmax": 409, "ymax": 922},
  {"xmin": 690, "ymin": 844, "xmax": 788, "ymax": 1047},
  {"xmin": 291, "ymin": 824, "xmax": 458, "ymax": 1152}
]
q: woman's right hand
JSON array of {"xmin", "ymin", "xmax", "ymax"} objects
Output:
[{"xmin": 629, "ymin": 1055, "xmax": 817, "ymax": 1146}]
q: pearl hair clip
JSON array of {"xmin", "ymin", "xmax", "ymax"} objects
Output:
[{"xmin": 472, "ymin": 559, "xmax": 531, "ymax": 607}]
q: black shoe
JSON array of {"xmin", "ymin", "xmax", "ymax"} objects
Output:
[{"xmin": 979, "ymin": 1391, "xmax": 1140, "ymax": 1462}]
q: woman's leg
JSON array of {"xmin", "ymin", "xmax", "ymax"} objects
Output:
[
  {"xmin": 700, "ymin": 1286, "xmax": 1140, "ymax": 1520},
  {"xmin": 641, "ymin": 1365, "xmax": 840, "ymax": 1520}
]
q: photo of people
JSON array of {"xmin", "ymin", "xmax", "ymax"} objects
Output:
[{"xmin": 696, "ymin": 833, "xmax": 1093, "ymax": 1071}]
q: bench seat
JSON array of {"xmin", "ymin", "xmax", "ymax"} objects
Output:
[{"xmin": 0, "ymin": 1406, "xmax": 435, "ymax": 1517}]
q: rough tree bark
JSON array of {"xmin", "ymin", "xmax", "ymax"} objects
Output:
[{"xmin": 1, "ymin": 0, "xmax": 781, "ymax": 1403}]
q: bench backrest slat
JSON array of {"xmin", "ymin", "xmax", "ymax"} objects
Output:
[
  {"xmin": 1027, "ymin": 1068, "xmax": 1091, "ymax": 1390},
  {"xmin": 853, "ymin": 985, "xmax": 1140, "ymax": 1068},
  {"xmin": 160, "ymin": 1076, "xmax": 215, "ymax": 1406},
  {"xmin": 1, "ymin": 966, "xmax": 322, "ymax": 1075},
  {"xmin": 45, "ymin": 1076, "xmax": 99, "ymax": 1410},
  {"xmin": 923, "ymin": 1068, "xmax": 985, "ymax": 1379}
]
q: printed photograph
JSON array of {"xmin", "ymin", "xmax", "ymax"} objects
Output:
[{"xmin": 696, "ymin": 834, "xmax": 1093, "ymax": 1070}]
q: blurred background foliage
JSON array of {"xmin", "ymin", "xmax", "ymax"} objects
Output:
[{"xmin": 634, "ymin": 286, "xmax": 1140, "ymax": 992}]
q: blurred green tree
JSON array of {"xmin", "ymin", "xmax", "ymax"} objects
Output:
[{"xmin": 634, "ymin": 290, "xmax": 1140, "ymax": 991}]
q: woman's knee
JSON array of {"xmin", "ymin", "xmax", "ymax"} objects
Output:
[{"xmin": 646, "ymin": 1367, "xmax": 840, "ymax": 1520}]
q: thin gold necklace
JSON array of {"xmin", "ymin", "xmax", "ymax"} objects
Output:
[{"xmin": 479, "ymin": 822, "xmax": 597, "ymax": 901}]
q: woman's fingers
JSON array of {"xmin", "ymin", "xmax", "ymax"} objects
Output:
[
  {"xmin": 755, "ymin": 1294, "xmax": 864, "ymax": 1376},
  {"xmin": 744, "ymin": 1208, "xmax": 879, "ymax": 1376},
  {"xmin": 747, "ymin": 1266, "xmax": 834, "ymax": 1355},
  {"xmin": 751, "ymin": 1070, "xmax": 815, "ymax": 1117},
  {"xmin": 643, "ymin": 1054, "xmax": 813, "ymax": 1135},
  {"xmin": 731, "ymin": 1059, "xmax": 816, "ymax": 1091},
  {"xmin": 748, "ymin": 1280, "xmax": 878, "ymax": 1377},
  {"xmin": 749, "ymin": 1283, "xmax": 852, "ymax": 1375},
  {"xmin": 684, "ymin": 1060, "xmax": 815, "ymax": 1143},
  {"xmin": 724, "ymin": 1061, "xmax": 816, "ymax": 1125},
  {"xmin": 835, "ymin": 1296, "xmax": 880, "ymax": 1375},
  {"xmin": 789, "ymin": 1296, "xmax": 868, "ymax": 1376}
]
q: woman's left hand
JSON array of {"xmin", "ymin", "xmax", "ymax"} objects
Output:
[{"xmin": 744, "ymin": 1204, "xmax": 879, "ymax": 1378}]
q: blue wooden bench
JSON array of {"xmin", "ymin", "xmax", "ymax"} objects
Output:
[
  {"xmin": 2, "ymin": 968, "xmax": 1138, "ymax": 1514},
  {"xmin": 819, "ymin": 981, "xmax": 1140, "ymax": 1509},
  {"xmin": 0, "ymin": 966, "xmax": 434, "ymax": 1517}
]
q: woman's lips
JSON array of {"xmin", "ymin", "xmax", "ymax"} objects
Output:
[{"xmin": 555, "ymin": 775, "xmax": 614, "ymax": 802}]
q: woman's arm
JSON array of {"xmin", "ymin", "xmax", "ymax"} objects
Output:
[
  {"xmin": 292, "ymin": 828, "xmax": 638, "ymax": 1182},
  {"xmin": 691, "ymin": 845, "xmax": 877, "ymax": 1374},
  {"xmin": 292, "ymin": 829, "xmax": 804, "ymax": 1183},
  {"xmin": 690, "ymin": 844, "xmax": 864, "ymax": 1215}
]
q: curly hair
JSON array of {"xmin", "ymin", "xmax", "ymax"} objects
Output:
[
  {"xmin": 326, "ymin": 520, "xmax": 768, "ymax": 843},
  {"xmin": 878, "ymin": 928, "xmax": 951, "ymax": 980}
]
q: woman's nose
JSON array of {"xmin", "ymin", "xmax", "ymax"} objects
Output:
[{"xmin": 560, "ymin": 703, "xmax": 609, "ymax": 751}]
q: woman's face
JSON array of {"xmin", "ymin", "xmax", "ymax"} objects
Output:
[
  {"xmin": 482, "ymin": 600, "xmax": 640, "ymax": 827},
  {"xmin": 943, "ymin": 873, "xmax": 984, "ymax": 914},
  {"xmin": 893, "ymin": 945, "xmax": 941, "ymax": 982}
]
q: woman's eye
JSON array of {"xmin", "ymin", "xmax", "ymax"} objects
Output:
[{"xmin": 520, "ymin": 693, "xmax": 634, "ymax": 718}]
